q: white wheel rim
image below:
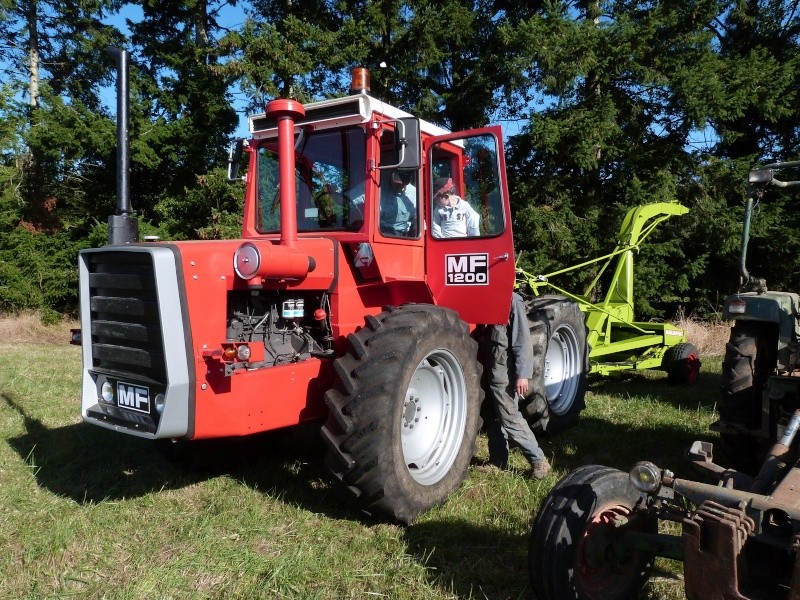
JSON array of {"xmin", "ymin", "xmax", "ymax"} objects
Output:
[
  {"xmin": 401, "ymin": 349, "xmax": 467, "ymax": 486},
  {"xmin": 544, "ymin": 324, "xmax": 582, "ymax": 415}
]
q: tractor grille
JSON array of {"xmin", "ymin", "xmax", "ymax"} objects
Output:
[{"xmin": 85, "ymin": 251, "xmax": 167, "ymax": 383}]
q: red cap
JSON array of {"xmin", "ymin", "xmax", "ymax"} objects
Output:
[{"xmin": 433, "ymin": 177, "xmax": 455, "ymax": 198}]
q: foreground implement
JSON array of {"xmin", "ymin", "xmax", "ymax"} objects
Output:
[
  {"xmin": 75, "ymin": 54, "xmax": 589, "ymax": 524},
  {"xmin": 530, "ymin": 436, "xmax": 800, "ymax": 600}
]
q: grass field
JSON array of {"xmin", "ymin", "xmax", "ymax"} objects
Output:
[{"xmin": 1, "ymin": 317, "xmax": 726, "ymax": 599}]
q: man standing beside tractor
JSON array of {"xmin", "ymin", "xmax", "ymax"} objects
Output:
[{"xmin": 480, "ymin": 293, "xmax": 552, "ymax": 479}]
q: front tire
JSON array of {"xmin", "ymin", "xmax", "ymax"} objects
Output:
[
  {"xmin": 522, "ymin": 296, "xmax": 589, "ymax": 433},
  {"xmin": 529, "ymin": 465, "xmax": 656, "ymax": 600},
  {"xmin": 321, "ymin": 304, "xmax": 482, "ymax": 524}
]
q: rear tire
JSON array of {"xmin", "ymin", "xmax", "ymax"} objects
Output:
[
  {"xmin": 522, "ymin": 296, "xmax": 588, "ymax": 433},
  {"xmin": 321, "ymin": 304, "xmax": 482, "ymax": 524},
  {"xmin": 529, "ymin": 465, "xmax": 656, "ymax": 600},
  {"xmin": 664, "ymin": 342, "xmax": 701, "ymax": 384},
  {"xmin": 718, "ymin": 323, "xmax": 776, "ymax": 474}
]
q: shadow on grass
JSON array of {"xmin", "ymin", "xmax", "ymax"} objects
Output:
[
  {"xmin": 4, "ymin": 364, "xmax": 721, "ymax": 512},
  {"xmin": 3, "ymin": 391, "xmax": 354, "ymax": 521},
  {"xmin": 405, "ymin": 518, "xmax": 533, "ymax": 600},
  {"xmin": 539, "ymin": 415, "xmax": 719, "ymax": 481},
  {"xmin": 587, "ymin": 367, "xmax": 723, "ymax": 412}
]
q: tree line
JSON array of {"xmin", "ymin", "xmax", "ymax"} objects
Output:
[{"xmin": 2, "ymin": 0, "xmax": 799, "ymax": 322}]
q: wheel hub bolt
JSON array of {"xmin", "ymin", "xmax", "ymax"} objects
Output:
[{"xmin": 403, "ymin": 396, "xmax": 419, "ymax": 424}]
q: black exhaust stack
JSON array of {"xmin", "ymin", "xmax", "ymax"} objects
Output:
[{"xmin": 107, "ymin": 46, "xmax": 138, "ymax": 245}]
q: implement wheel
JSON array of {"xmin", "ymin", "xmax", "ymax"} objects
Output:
[
  {"xmin": 529, "ymin": 465, "xmax": 656, "ymax": 600},
  {"xmin": 664, "ymin": 342, "xmax": 701, "ymax": 384},
  {"xmin": 321, "ymin": 304, "xmax": 482, "ymax": 524}
]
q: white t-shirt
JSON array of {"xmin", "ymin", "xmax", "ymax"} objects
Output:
[{"xmin": 433, "ymin": 197, "xmax": 480, "ymax": 238}]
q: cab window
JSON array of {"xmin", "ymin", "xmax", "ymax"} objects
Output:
[
  {"xmin": 256, "ymin": 127, "xmax": 367, "ymax": 233},
  {"xmin": 429, "ymin": 134, "xmax": 505, "ymax": 239}
]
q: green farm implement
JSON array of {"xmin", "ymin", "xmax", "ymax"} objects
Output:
[{"xmin": 518, "ymin": 202, "xmax": 700, "ymax": 383}]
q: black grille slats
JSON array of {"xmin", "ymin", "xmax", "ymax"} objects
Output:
[
  {"xmin": 91, "ymin": 319, "xmax": 155, "ymax": 342},
  {"xmin": 88, "ymin": 270, "xmax": 155, "ymax": 291},
  {"xmin": 86, "ymin": 252, "xmax": 167, "ymax": 380}
]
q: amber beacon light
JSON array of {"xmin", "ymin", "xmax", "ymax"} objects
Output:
[{"xmin": 350, "ymin": 67, "xmax": 371, "ymax": 95}]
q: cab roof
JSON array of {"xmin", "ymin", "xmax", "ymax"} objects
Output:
[{"xmin": 248, "ymin": 93, "xmax": 452, "ymax": 140}]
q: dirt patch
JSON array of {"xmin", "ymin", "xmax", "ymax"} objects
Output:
[{"xmin": 0, "ymin": 311, "xmax": 78, "ymax": 345}]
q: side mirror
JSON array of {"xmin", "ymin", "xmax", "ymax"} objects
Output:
[
  {"xmin": 227, "ymin": 138, "xmax": 245, "ymax": 182},
  {"xmin": 380, "ymin": 118, "xmax": 421, "ymax": 170}
]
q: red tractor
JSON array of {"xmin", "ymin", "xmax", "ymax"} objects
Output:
[{"xmin": 76, "ymin": 55, "xmax": 588, "ymax": 523}]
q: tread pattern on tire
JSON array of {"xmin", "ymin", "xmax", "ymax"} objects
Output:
[
  {"xmin": 320, "ymin": 304, "xmax": 482, "ymax": 524},
  {"xmin": 664, "ymin": 341, "xmax": 700, "ymax": 384},
  {"xmin": 529, "ymin": 465, "xmax": 655, "ymax": 600},
  {"xmin": 522, "ymin": 295, "xmax": 589, "ymax": 434},
  {"xmin": 718, "ymin": 322, "xmax": 776, "ymax": 474}
]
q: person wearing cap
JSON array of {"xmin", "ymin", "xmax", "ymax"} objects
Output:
[
  {"xmin": 479, "ymin": 292, "xmax": 552, "ymax": 479},
  {"xmin": 431, "ymin": 177, "xmax": 480, "ymax": 238},
  {"xmin": 380, "ymin": 171, "xmax": 417, "ymax": 236}
]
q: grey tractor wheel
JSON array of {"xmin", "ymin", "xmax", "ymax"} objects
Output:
[
  {"xmin": 529, "ymin": 465, "xmax": 657, "ymax": 600},
  {"xmin": 718, "ymin": 322, "xmax": 776, "ymax": 475},
  {"xmin": 320, "ymin": 304, "xmax": 482, "ymax": 524},
  {"xmin": 522, "ymin": 296, "xmax": 589, "ymax": 434}
]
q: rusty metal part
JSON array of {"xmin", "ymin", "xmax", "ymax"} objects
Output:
[
  {"xmin": 682, "ymin": 501, "xmax": 756, "ymax": 600},
  {"xmin": 686, "ymin": 440, "xmax": 754, "ymax": 490},
  {"xmin": 770, "ymin": 460, "xmax": 800, "ymax": 509},
  {"xmin": 671, "ymin": 475, "xmax": 800, "ymax": 524}
]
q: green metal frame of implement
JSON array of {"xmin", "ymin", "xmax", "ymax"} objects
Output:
[{"xmin": 518, "ymin": 202, "xmax": 693, "ymax": 377}]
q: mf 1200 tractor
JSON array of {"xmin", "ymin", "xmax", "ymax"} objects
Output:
[{"xmin": 76, "ymin": 51, "xmax": 589, "ymax": 523}]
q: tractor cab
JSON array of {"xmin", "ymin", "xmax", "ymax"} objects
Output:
[{"xmin": 230, "ymin": 68, "xmax": 516, "ymax": 326}]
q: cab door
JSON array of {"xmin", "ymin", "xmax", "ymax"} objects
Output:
[{"xmin": 424, "ymin": 126, "xmax": 515, "ymax": 325}]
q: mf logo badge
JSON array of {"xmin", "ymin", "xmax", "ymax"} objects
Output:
[
  {"xmin": 117, "ymin": 382, "xmax": 150, "ymax": 413},
  {"xmin": 445, "ymin": 253, "xmax": 489, "ymax": 286}
]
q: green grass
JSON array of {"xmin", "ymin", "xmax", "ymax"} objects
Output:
[{"xmin": 1, "ymin": 342, "xmax": 720, "ymax": 599}]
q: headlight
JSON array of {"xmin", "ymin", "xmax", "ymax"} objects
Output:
[
  {"xmin": 101, "ymin": 381, "xmax": 114, "ymax": 404},
  {"xmin": 629, "ymin": 461, "xmax": 662, "ymax": 494},
  {"xmin": 234, "ymin": 242, "xmax": 261, "ymax": 279},
  {"xmin": 727, "ymin": 299, "xmax": 747, "ymax": 314},
  {"xmin": 154, "ymin": 393, "xmax": 166, "ymax": 415}
]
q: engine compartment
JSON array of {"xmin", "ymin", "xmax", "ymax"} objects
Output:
[{"xmin": 225, "ymin": 290, "xmax": 334, "ymax": 371}]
